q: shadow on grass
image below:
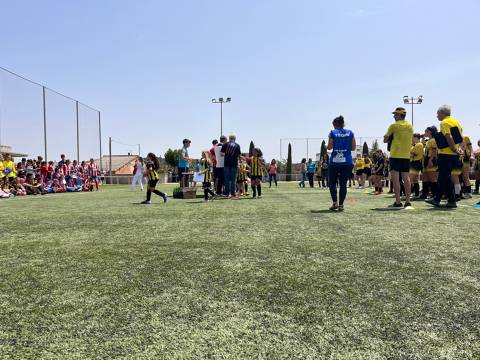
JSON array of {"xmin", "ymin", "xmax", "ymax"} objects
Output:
[
  {"xmin": 371, "ymin": 207, "xmax": 404, "ymax": 211},
  {"xmin": 310, "ymin": 209, "xmax": 336, "ymax": 214}
]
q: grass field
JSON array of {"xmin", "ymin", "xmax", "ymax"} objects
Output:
[{"xmin": 1, "ymin": 183, "xmax": 479, "ymax": 359}]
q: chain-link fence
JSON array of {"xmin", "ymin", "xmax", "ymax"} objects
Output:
[{"xmin": 0, "ymin": 66, "xmax": 102, "ymax": 167}]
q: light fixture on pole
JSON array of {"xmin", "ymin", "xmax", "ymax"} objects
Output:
[
  {"xmin": 403, "ymin": 95, "xmax": 423, "ymax": 128},
  {"xmin": 212, "ymin": 97, "xmax": 231, "ymax": 137}
]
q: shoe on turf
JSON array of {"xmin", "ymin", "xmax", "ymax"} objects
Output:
[
  {"xmin": 388, "ymin": 202, "xmax": 403, "ymax": 208},
  {"xmin": 141, "ymin": 200, "xmax": 151, "ymax": 204},
  {"xmin": 463, "ymin": 193, "xmax": 472, "ymax": 199},
  {"xmin": 337, "ymin": 205, "xmax": 344, "ymax": 212},
  {"xmin": 445, "ymin": 201, "xmax": 457, "ymax": 209},
  {"xmin": 404, "ymin": 202, "xmax": 412, "ymax": 208},
  {"xmin": 329, "ymin": 204, "xmax": 338, "ymax": 211},
  {"xmin": 425, "ymin": 198, "xmax": 441, "ymax": 207},
  {"xmin": 163, "ymin": 195, "xmax": 169, "ymax": 203}
]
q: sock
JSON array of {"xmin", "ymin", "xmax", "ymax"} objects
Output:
[
  {"xmin": 204, "ymin": 189, "xmax": 209, "ymax": 200},
  {"xmin": 430, "ymin": 182, "xmax": 438, "ymax": 197},
  {"xmin": 146, "ymin": 190, "xmax": 152, "ymax": 201},
  {"xmin": 475, "ymin": 180, "xmax": 480, "ymax": 192},
  {"xmin": 454, "ymin": 183, "xmax": 461, "ymax": 195},
  {"xmin": 257, "ymin": 184, "xmax": 262, "ymax": 196},
  {"xmin": 245, "ymin": 184, "xmax": 248, "ymax": 193},
  {"xmin": 421, "ymin": 182, "xmax": 430, "ymax": 197},
  {"xmin": 414, "ymin": 183, "xmax": 420, "ymax": 197},
  {"xmin": 153, "ymin": 189, "xmax": 165, "ymax": 198},
  {"xmin": 465, "ymin": 185, "xmax": 471, "ymax": 194},
  {"xmin": 252, "ymin": 185, "xmax": 257, "ymax": 197}
]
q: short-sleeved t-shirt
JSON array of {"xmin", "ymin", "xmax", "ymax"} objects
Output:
[
  {"xmin": 411, "ymin": 142, "xmax": 424, "ymax": 161},
  {"xmin": 214, "ymin": 145, "xmax": 225, "ymax": 168},
  {"xmin": 439, "ymin": 116, "xmax": 463, "ymax": 155},
  {"xmin": 307, "ymin": 162, "xmax": 317, "ymax": 173},
  {"xmin": 221, "ymin": 142, "xmax": 241, "ymax": 168},
  {"xmin": 385, "ymin": 120, "xmax": 413, "ymax": 159},
  {"xmin": 329, "ymin": 128, "xmax": 354, "ymax": 165}
]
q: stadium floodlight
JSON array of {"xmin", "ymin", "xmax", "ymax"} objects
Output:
[
  {"xmin": 402, "ymin": 95, "xmax": 424, "ymax": 128},
  {"xmin": 211, "ymin": 97, "xmax": 232, "ymax": 137}
]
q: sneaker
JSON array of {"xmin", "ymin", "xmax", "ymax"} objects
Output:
[
  {"xmin": 388, "ymin": 202, "xmax": 403, "ymax": 208},
  {"xmin": 232, "ymin": 195, "xmax": 240, "ymax": 199},
  {"xmin": 425, "ymin": 198, "xmax": 441, "ymax": 207},
  {"xmin": 141, "ymin": 200, "xmax": 151, "ymax": 204},
  {"xmin": 329, "ymin": 204, "xmax": 338, "ymax": 211},
  {"xmin": 337, "ymin": 205, "xmax": 344, "ymax": 212},
  {"xmin": 163, "ymin": 195, "xmax": 169, "ymax": 203},
  {"xmin": 445, "ymin": 201, "xmax": 457, "ymax": 209},
  {"xmin": 257, "ymin": 195, "xmax": 262, "ymax": 199},
  {"xmin": 463, "ymin": 193, "xmax": 472, "ymax": 199},
  {"xmin": 404, "ymin": 202, "xmax": 412, "ymax": 208}
]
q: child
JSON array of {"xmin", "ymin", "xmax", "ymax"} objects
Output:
[
  {"xmin": 237, "ymin": 157, "xmax": 249, "ymax": 196},
  {"xmin": 141, "ymin": 152, "xmax": 168, "ymax": 204},
  {"xmin": 354, "ymin": 154, "xmax": 365, "ymax": 188},
  {"xmin": 371, "ymin": 150, "xmax": 385, "ymax": 194},
  {"xmin": 250, "ymin": 147, "xmax": 266, "ymax": 198},
  {"xmin": 198, "ymin": 150, "xmax": 216, "ymax": 202},
  {"xmin": 88, "ymin": 158, "xmax": 99, "ymax": 191},
  {"xmin": 267, "ymin": 159, "xmax": 278, "ymax": 188}
]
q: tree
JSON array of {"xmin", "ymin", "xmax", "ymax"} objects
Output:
[
  {"xmin": 371, "ymin": 139, "xmax": 379, "ymax": 152},
  {"xmin": 362, "ymin": 142, "xmax": 369, "ymax": 155},
  {"xmin": 286, "ymin": 143, "xmax": 292, "ymax": 181},
  {"xmin": 276, "ymin": 159, "xmax": 287, "ymax": 174},
  {"xmin": 164, "ymin": 148, "xmax": 180, "ymax": 170},
  {"xmin": 249, "ymin": 141, "xmax": 255, "ymax": 156},
  {"xmin": 320, "ymin": 140, "xmax": 327, "ymax": 158}
]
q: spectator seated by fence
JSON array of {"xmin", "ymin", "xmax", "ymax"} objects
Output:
[{"xmin": 0, "ymin": 152, "xmax": 102, "ymax": 199}]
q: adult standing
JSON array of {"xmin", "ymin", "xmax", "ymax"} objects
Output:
[
  {"xmin": 327, "ymin": 116, "xmax": 356, "ymax": 211},
  {"xmin": 221, "ymin": 134, "xmax": 241, "ymax": 198},
  {"xmin": 131, "ymin": 156, "xmax": 144, "ymax": 192},
  {"xmin": 267, "ymin": 159, "xmax": 278, "ymax": 188},
  {"xmin": 384, "ymin": 107, "xmax": 413, "ymax": 208},
  {"xmin": 426, "ymin": 105, "xmax": 463, "ymax": 208},
  {"xmin": 214, "ymin": 135, "xmax": 227, "ymax": 195},
  {"xmin": 306, "ymin": 158, "xmax": 317, "ymax": 188},
  {"xmin": 299, "ymin": 158, "xmax": 307, "ymax": 188},
  {"xmin": 178, "ymin": 139, "xmax": 192, "ymax": 187}
]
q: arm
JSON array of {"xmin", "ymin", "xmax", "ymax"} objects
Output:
[
  {"xmin": 327, "ymin": 137, "xmax": 334, "ymax": 151},
  {"xmin": 351, "ymin": 136, "xmax": 356, "ymax": 151},
  {"xmin": 446, "ymin": 134, "xmax": 462, "ymax": 155}
]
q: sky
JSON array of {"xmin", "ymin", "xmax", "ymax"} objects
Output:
[{"xmin": 1, "ymin": 0, "xmax": 479, "ymax": 163}]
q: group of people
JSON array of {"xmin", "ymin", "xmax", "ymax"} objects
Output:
[
  {"xmin": 311, "ymin": 104, "xmax": 480, "ymax": 211},
  {"xmin": 0, "ymin": 153, "xmax": 101, "ymax": 199}
]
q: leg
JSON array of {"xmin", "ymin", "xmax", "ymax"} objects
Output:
[
  {"xmin": 338, "ymin": 165, "xmax": 353, "ymax": 206},
  {"xmin": 391, "ymin": 170, "xmax": 401, "ymax": 204},
  {"xmin": 328, "ymin": 166, "xmax": 339, "ymax": 205}
]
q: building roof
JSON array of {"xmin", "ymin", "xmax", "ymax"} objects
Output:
[
  {"xmin": 95, "ymin": 155, "xmax": 139, "ymax": 173},
  {"xmin": 0, "ymin": 145, "xmax": 28, "ymax": 158}
]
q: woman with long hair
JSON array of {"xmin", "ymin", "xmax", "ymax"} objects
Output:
[
  {"xmin": 327, "ymin": 115, "xmax": 356, "ymax": 211},
  {"xmin": 141, "ymin": 152, "xmax": 168, "ymax": 204}
]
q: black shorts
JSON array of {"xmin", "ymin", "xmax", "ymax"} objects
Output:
[
  {"xmin": 389, "ymin": 158, "xmax": 410, "ymax": 173},
  {"xmin": 364, "ymin": 168, "xmax": 372, "ymax": 177},
  {"xmin": 356, "ymin": 169, "xmax": 364, "ymax": 176},
  {"xmin": 410, "ymin": 160, "xmax": 423, "ymax": 172},
  {"xmin": 251, "ymin": 175, "xmax": 262, "ymax": 181},
  {"xmin": 148, "ymin": 179, "xmax": 158, "ymax": 188}
]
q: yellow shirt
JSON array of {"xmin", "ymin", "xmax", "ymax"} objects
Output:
[
  {"xmin": 410, "ymin": 142, "xmax": 424, "ymax": 161},
  {"xmin": 438, "ymin": 116, "xmax": 462, "ymax": 155},
  {"xmin": 0, "ymin": 161, "xmax": 5, "ymax": 179},
  {"xmin": 385, "ymin": 120, "xmax": 413, "ymax": 159},
  {"xmin": 363, "ymin": 158, "xmax": 372, "ymax": 168},
  {"xmin": 355, "ymin": 158, "xmax": 365, "ymax": 170},
  {"xmin": 425, "ymin": 138, "xmax": 437, "ymax": 159},
  {"xmin": 2, "ymin": 160, "xmax": 16, "ymax": 177}
]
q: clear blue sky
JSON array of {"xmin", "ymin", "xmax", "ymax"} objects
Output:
[{"xmin": 1, "ymin": 0, "xmax": 479, "ymax": 162}]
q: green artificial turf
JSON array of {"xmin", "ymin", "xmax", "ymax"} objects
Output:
[{"xmin": 1, "ymin": 183, "xmax": 479, "ymax": 359}]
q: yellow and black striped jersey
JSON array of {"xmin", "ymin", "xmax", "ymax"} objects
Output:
[
  {"xmin": 250, "ymin": 156, "xmax": 264, "ymax": 177},
  {"xmin": 146, "ymin": 162, "xmax": 159, "ymax": 180},
  {"xmin": 200, "ymin": 161, "xmax": 212, "ymax": 182},
  {"xmin": 237, "ymin": 162, "xmax": 248, "ymax": 181}
]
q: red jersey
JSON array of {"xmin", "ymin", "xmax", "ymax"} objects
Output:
[
  {"xmin": 40, "ymin": 165, "xmax": 48, "ymax": 176},
  {"xmin": 88, "ymin": 162, "xmax": 98, "ymax": 177}
]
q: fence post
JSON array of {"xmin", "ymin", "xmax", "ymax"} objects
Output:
[
  {"xmin": 109, "ymin": 136, "xmax": 112, "ymax": 184},
  {"xmin": 42, "ymin": 86, "xmax": 47, "ymax": 161},
  {"xmin": 76, "ymin": 100, "xmax": 80, "ymax": 162},
  {"xmin": 98, "ymin": 112, "xmax": 103, "ymax": 172}
]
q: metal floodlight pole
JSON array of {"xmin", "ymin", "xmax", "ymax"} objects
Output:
[
  {"xmin": 42, "ymin": 86, "xmax": 47, "ymax": 161},
  {"xmin": 212, "ymin": 97, "xmax": 231, "ymax": 137},
  {"xmin": 138, "ymin": 144, "xmax": 141, "ymax": 156},
  {"xmin": 403, "ymin": 95, "xmax": 423, "ymax": 129},
  {"xmin": 109, "ymin": 136, "xmax": 112, "ymax": 182},
  {"xmin": 76, "ymin": 100, "xmax": 80, "ymax": 162}
]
